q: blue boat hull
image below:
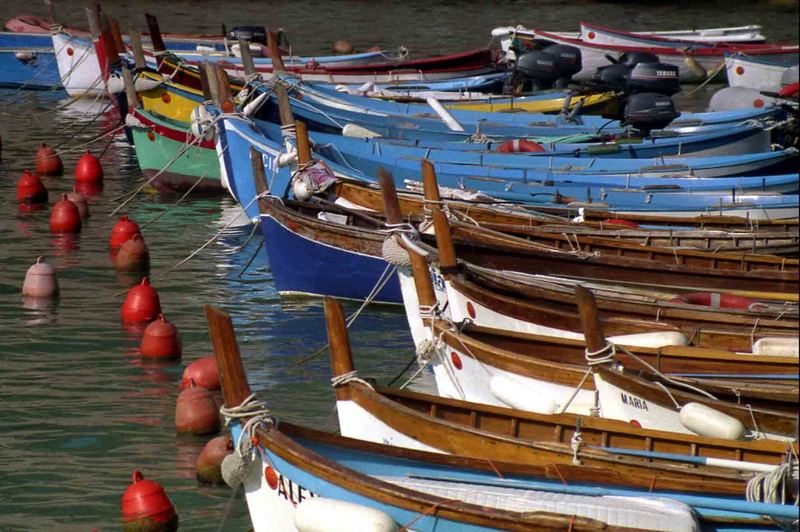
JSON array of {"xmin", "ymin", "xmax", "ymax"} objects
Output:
[{"xmin": 260, "ymin": 214, "xmax": 401, "ymax": 303}]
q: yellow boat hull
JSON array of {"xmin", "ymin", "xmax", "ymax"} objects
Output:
[{"xmin": 447, "ymin": 92, "xmax": 618, "ymax": 114}]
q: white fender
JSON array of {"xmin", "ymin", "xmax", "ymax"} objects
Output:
[
  {"xmin": 277, "ymin": 151, "xmax": 298, "ymax": 167},
  {"xmin": 608, "ymin": 331, "xmax": 688, "ymax": 348},
  {"xmin": 104, "ymin": 75, "xmax": 124, "ymax": 94},
  {"xmin": 425, "ymin": 97, "xmax": 465, "ymax": 132},
  {"xmin": 342, "ymin": 123, "xmax": 381, "ymax": 139},
  {"xmin": 490, "ymin": 375, "xmax": 558, "ymax": 414},
  {"xmin": 15, "ymin": 50, "xmax": 37, "ymax": 61},
  {"xmin": 679, "ymin": 402, "xmax": 745, "ymax": 440},
  {"xmin": 752, "ymin": 337, "xmax": 799, "ymax": 357},
  {"xmin": 295, "ymin": 498, "xmax": 399, "ymax": 532},
  {"xmin": 292, "ymin": 179, "xmax": 314, "ymax": 201},
  {"xmin": 195, "ymin": 45, "xmax": 216, "ymax": 53},
  {"xmin": 124, "ymin": 113, "xmax": 146, "ymax": 129},
  {"xmin": 133, "ymin": 76, "xmax": 162, "ymax": 92},
  {"xmin": 242, "ymin": 92, "xmax": 269, "ymax": 117}
]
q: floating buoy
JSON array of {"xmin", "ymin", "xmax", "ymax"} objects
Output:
[
  {"xmin": 110, "ymin": 214, "xmax": 142, "ymax": 252},
  {"xmin": 121, "ymin": 471, "xmax": 179, "ymax": 532},
  {"xmin": 74, "ymin": 149, "xmax": 103, "ymax": 183},
  {"xmin": 35, "ymin": 143, "xmax": 63, "ymax": 176},
  {"xmin": 49, "ymin": 194, "xmax": 82, "ymax": 233},
  {"xmin": 603, "ymin": 218, "xmax": 639, "ymax": 229},
  {"xmin": 496, "ymin": 139, "xmax": 546, "ymax": 153},
  {"xmin": 140, "ymin": 314, "xmax": 182, "ymax": 359},
  {"xmin": 115, "ymin": 234, "xmax": 150, "ymax": 271},
  {"xmin": 180, "ymin": 356, "xmax": 220, "ymax": 391},
  {"xmin": 121, "ymin": 277, "xmax": 162, "ymax": 324},
  {"xmin": 65, "ymin": 189, "xmax": 89, "ymax": 220},
  {"xmin": 16, "ymin": 170, "xmax": 48, "ymax": 204},
  {"xmin": 332, "ymin": 40, "xmax": 354, "ymax": 54},
  {"xmin": 196, "ymin": 435, "xmax": 233, "ymax": 485},
  {"xmin": 22, "ymin": 256, "xmax": 59, "ymax": 298},
  {"xmin": 175, "ymin": 379, "xmax": 220, "ymax": 435}
]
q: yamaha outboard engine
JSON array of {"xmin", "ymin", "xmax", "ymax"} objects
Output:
[
  {"xmin": 622, "ymin": 93, "xmax": 680, "ymax": 135},
  {"xmin": 228, "ymin": 26, "xmax": 268, "ymax": 46},
  {"xmin": 594, "ymin": 52, "xmax": 680, "ymax": 96},
  {"xmin": 515, "ymin": 44, "xmax": 582, "ymax": 91}
]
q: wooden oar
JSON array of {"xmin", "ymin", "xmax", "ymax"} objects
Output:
[
  {"xmin": 421, "ymin": 160, "xmax": 457, "ymax": 271},
  {"xmin": 250, "ymin": 147, "xmax": 270, "ymax": 215},
  {"xmin": 205, "ymin": 305, "xmax": 251, "ymax": 409},
  {"xmin": 129, "ymin": 29, "xmax": 147, "ymax": 71}
]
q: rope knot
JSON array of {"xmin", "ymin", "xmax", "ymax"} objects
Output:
[
  {"xmin": 585, "ymin": 343, "xmax": 616, "ymax": 366},
  {"xmin": 330, "ymin": 370, "xmax": 374, "ymax": 390}
]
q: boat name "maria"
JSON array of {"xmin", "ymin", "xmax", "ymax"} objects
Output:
[{"xmin": 620, "ymin": 392, "xmax": 648, "ymax": 410}]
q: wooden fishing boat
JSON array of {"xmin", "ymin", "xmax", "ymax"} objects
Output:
[
  {"xmin": 205, "ymin": 304, "xmax": 798, "ymax": 531},
  {"xmin": 491, "ymin": 24, "xmax": 767, "ymax": 48},
  {"xmin": 499, "ymin": 28, "xmax": 799, "ymax": 83},
  {"xmin": 725, "ymin": 52, "xmax": 799, "ymax": 93}
]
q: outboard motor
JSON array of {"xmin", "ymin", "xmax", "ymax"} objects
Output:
[
  {"xmin": 228, "ymin": 26, "xmax": 268, "ymax": 46},
  {"xmin": 627, "ymin": 62, "xmax": 680, "ymax": 95},
  {"xmin": 515, "ymin": 44, "xmax": 582, "ymax": 90},
  {"xmin": 622, "ymin": 92, "xmax": 680, "ymax": 136},
  {"xmin": 594, "ymin": 52, "xmax": 680, "ymax": 96}
]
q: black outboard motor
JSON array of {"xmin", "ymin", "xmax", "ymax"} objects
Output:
[
  {"xmin": 594, "ymin": 52, "xmax": 680, "ymax": 96},
  {"xmin": 228, "ymin": 26, "xmax": 268, "ymax": 46},
  {"xmin": 515, "ymin": 44, "xmax": 582, "ymax": 91},
  {"xmin": 622, "ymin": 92, "xmax": 680, "ymax": 135}
]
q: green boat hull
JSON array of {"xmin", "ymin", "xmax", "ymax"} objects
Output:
[{"xmin": 129, "ymin": 109, "xmax": 223, "ymax": 193}]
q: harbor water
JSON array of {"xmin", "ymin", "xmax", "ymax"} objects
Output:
[{"xmin": 0, "ymin": 1, "xmax": 797, "ymax": 529}]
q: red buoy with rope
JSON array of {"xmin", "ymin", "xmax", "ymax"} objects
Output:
[
  {"xmin": 140, "ymin": 314, "xmax": 182, "ymax": 359},
  {"xmin": 121, "ymin": 471, "xmax": 178, "ymax": 532},
  {"xmin": 49, "ymin": 194, "xmax": 82, "ymax": 233},
  {"xmin": 175, "ymin": 379, "xmax": 220, "ymax": 435},
  {"xmin": 35, "ymin": 142, "xmax": 63, "ymax": 176},
  {"xmin": 17, "ymin": 170, "xmax": 48, "ymax": 204},
  {"xmin": 196, "ymin": 435, "xmax": 233, "ymax": 485},
  {"xmin": 180, "ymin": 356, "xmax": 220, "ymax": 391},
  {"xmin": 669, "ymin": 291, "xmax": 764, "ymax": 311},
  {"xmin": 110, "ymin": 214, "xmax": 142, "ymax": 252},
  {"xmin": 114, "ymin": 234, "xmax": 150, "ymax": 271},
  {"xmin": 121, "ymin": 277, "xmax": 162, "ymax": 324},
  {"xmin": 74, "ymin": 149, "xmax": 104, "ymax": 183}
]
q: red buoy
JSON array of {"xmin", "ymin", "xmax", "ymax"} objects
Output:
[
  {"xmin": 22, "ymin": 256, "xmax": 59, "ymax": 298},
  {"xmin": 496, "ymin": 139, "xmax": 546, "ymax": 153},
  {"xmin": 603, "ymin": 218, "xmax": 640, "ymax": 229},
  {"xmin": 66, "ymin": 188, "xmax": 90, "ymax": 219},
  {"xmin": 110, "ymin": 214, "xmax": 142, "ymax": 252},
  {"xmin": 115, "ymin": 234, "xmax": 150, "ymax": 271},
  {"xmin": 140, "ymin": 314, "xmax": 182, "ymax": 359},
  {"xmin": 779, "ymin": 82, "xmax": 799, "ymax": 98},
  {"xmin": 175, "ymin": 380, "xmax": 220, "ymax": 435},
  {"xmin": 35, "ymin": 142, "xmax": 63, "ymax": 176},
  {"xmin": 180, "ymin": 356, "xmax": 220, "ymax": 391},
  {"xmin": 195, "ymin": 435, "xmax": 233, "ymax": 485},
  {"xmin": 121, "ymin": 277, "xmax": 162, "ymax": 324},
  {"xmin": 121, "ymin": 471, "xmax": 178, "ymax": 532},
  {"xmin": 49, "ymin": 194, "xmax": 82, "ymax": 233},
  {"xmin": 16, "ymin": 170, "xmax": 48, "ymax": 204},
  {"xmin": 74, "ymin": 149, "xmax": 104, "ymax": 183}
]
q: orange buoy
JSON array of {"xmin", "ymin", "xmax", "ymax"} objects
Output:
[
  {"xmin": 22, "ymin": 256, "xmax": 59, "ymax": 298},
  {"xmin": 180, "ymin": 356, "xmax": 220, "ymax": 391},
  {"xmin": 74, "ymin": 149, "xmax": 104, "ymax": 183},
  {"xmin": 332, "ymin": 40, "xmax": 354, "ymax": 54},
  {"xmin": 121, "ymin": 277, "xmax": 162, "ymax": 324},
  {"xmin": 121, "ymin": 471, "xmax": 178, "ymax": 532},
  {"xmin": 195, "ymin": 435, "xmax": 233, "ymax": 485},
  {"xmin": 49, "ymin": 194, "xmax": 82, "ymax": 233},
  {"xmin": 110, "ymin": 214, "xmax": 142, "ymax": 252},
  {"xmin": 66, "ymin": 188, "xmax": 90, "ymax": 219},
  {"xmin": 175, "ymin": 379, "xmax": 220, "ymax": 435},
  {"xmin": 603, "ymin": 218, "xmax": 640, "ymax": 229},
  {"xmin": 496, "ymin": 139, "xmax": 546, "ymax": 153},
  {"xmin": 16, "ymin": 170, "xmax": 48, "ymax": 204},
  {"xmin": 115, "ymin": 234, "xmax": 150, "ymax": 271},
  {"xmin": 35, "ymin": 142, "xmax": 63, "ymax": 176},
  {"xmin": 140, "ymin": 314, "xmax": 182, "ymax": 359}
]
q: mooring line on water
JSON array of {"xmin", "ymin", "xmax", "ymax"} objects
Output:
[
  {"xmin": 237, "ymin": 238, "xmax": 264, "ymax": 278},
  {"xmin": 108, "ymin": 136, "xmax": 203, "ymax": 217},
  {"xmin": 53, "ymin": 123, "xmax": 126, "ymax": 156},
  {"xmin": 141, "ymin": 173, "xmax": 210, "ymax": 227},
  {"xmin": 215, "ymin": 483, "xmax": 240, "ymax": 532}
]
